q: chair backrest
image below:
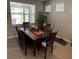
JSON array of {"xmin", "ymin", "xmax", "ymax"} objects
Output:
[
  {"xmin": 23, "ymin": 22, "xmax": 30, "ymax": 30},
  {"xmin": 44, "ymin": 24, "xmax": 54, "ymax": 32},
  {"xmin": 15, "ymin": 26, "xmax": 25, "ymax": 39},
  {"xmin": 46, "ymin": 30, "xmax": 58, "ymax": 46},
  {"xmin": 50, "ymin": 24, "xmax": 54, "ymax": 31},
  {"xmin": 15, "ymin": 26, "xmax": 19, "ymax": 36}
]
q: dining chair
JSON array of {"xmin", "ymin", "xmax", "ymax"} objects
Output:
[
  {"xmin": 15, "ymin": 26, "xmax": 20, "ymax": 46},
  {"xmin": 50, "ymin": 24, "xmax": 54, "ymax": 31},
  {"xmin": 15, "ymin": 26, "xmax": 27, "ymax": 55},
  {"xmin": 40, "ymin": 30, "xmax": 58, "ymax": 59},
  {"xmin": 23, "ymin": 22, "xmax": 30, "ymax": 30},
  {"xmin": 44, "ymin": 24, "xmax": 54, "ymax": 32}
]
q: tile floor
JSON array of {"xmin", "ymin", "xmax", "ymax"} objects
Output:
[{"xmin": 7, "ymin": 37, "xmax": 72, "ymax": 59}]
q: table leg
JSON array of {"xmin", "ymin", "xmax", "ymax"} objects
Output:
[{"xmin": 34, "ymin": 42, "xmax": 36, "ymax": 56}]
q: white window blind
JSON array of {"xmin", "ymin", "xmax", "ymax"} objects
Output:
[{"xmin": 10, "ymin": 2, "xmax": 35, "ymax": 25}]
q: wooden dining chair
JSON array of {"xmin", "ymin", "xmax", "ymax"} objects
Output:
[
  {"xmin": 15, "ymin": 26, "xmax": 27, "ymax": 55},
  {"xmin": 23, "ymin": 22, "xmax": 30, "ymax": 30},
  {"xmin": 50, "ymin": 24, "xmax": 54, "ymax": 31},
  {"xmin": 15, "ymin": 26, "xmax": 20, "ymax": 46},
  {"xmin": 40, "ymin": 30, "xmax": 58, "ymax": 59},
  {"xmin": 44, "ymin": 24, "xmax": 54, "ymax": 32}
]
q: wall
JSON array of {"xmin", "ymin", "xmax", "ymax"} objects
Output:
[
  {"xmin": 7, "ymin": 0, "xmax": 43, "ymax": 38},
  {"xmin": 45, "ymin": 0, "xmax": 72, "ymax": 42}
]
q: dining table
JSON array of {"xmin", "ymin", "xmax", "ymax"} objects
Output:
[{"xmin": 19, "ymin": 27, "xmax": 44, "ymax": 56}]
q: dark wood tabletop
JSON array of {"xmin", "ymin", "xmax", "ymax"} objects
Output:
[
  {"xmin": 19, "ymin": 28, "xmax": 44, "ymax": 41},
  {"xmin": 19, "ymin": 27, "xmax": 45, "ymax": 56}
]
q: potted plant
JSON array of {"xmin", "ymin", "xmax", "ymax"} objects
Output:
[{"xmin": 36, "ymin": 12, "xmax": 47, "ymax": 27}]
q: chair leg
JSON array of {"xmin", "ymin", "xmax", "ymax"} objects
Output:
[
  {"xmin": 45, "ymin": 47, "xmax": 47, "ymax": 59},
  {"xmin": 21, "ymin": 40, "xmax": 23, "ymax": 49},
  {"xmin": 34, "ymin": 46, "xmax": 36, "ymax": 56},
  {"xmin": 19, "ymin": 39, "xmax": 22, "ymax": 49},
  {"xmin": 51, "ymin": 45, "xmax": 53, "ymax": 54},
  {"xmin": 18, "ymin": 37, "xmax": 20, "ymax": 45},
  {"xmin": 23, "ymin": 40, "xmax": 27, "ymax": 56},
  {"xmin": 24, "ymin": 44, "xmax": 27, "ymax": 56}
]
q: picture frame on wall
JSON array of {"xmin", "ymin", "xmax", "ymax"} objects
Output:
[
  {"xmin": 45, "ymin": 5, "xmax": 51, "ymax": 12},
  {"xmin": 56, "ymin": 3, "xmax": 64, "ymax": 12}
]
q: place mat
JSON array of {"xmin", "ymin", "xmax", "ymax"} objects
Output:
[{"xmin": 33, "ymin": 31, "xmax": 44, "ymax": 36}]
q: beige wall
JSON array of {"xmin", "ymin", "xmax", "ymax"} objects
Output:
[
  {"xmin": 7, "ymin": 0, "xmax": 72, "ymax": 42},
  {"xmin": 45, "ymin": 0, "xmax": 72, "ymax": 42},
  {"xmin": 7, "ymin": 0, "xmax": 43, "ymax": 37}
]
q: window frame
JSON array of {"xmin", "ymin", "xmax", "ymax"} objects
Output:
[{"xmin": 10, "ymin": 2, "xmax": 35, "ymax": 25}]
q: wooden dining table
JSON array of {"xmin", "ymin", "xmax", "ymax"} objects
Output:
[{"xmin": 19, "ymin": 27, "xmax": 44, "ymax": 56}]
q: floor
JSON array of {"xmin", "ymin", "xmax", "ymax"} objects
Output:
[{"xmin": 7, "ymin": 37, "xmax": 72, "ymax": 59}]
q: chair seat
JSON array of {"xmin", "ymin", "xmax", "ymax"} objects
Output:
[
  {"xmin": 41, "ymin": 40, "xmax": 53, "ymax": 47},
  {"xmin": 41, "ymin": 42, "xmax": 47, "ymax": 47}
]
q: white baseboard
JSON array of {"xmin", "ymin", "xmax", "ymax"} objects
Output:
[
  {"xmin": 56, "ymin": 36, "xmax": 72, "ymax": 43},
  {"xmin": 7, "ymin": 35, "xmax": 18, "ymax": 39}
]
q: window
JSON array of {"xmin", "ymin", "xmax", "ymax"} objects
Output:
[
  {"xmin": 56, "ymin": 3, "xmax": 64, "ymax": 12},
  {"xmin": 45, "ymin": 5, "xmax": 51, "ymax": 12},
  {"xmin": 10, "ymin": 2, "xmax": 35, "ymax": 25}
]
